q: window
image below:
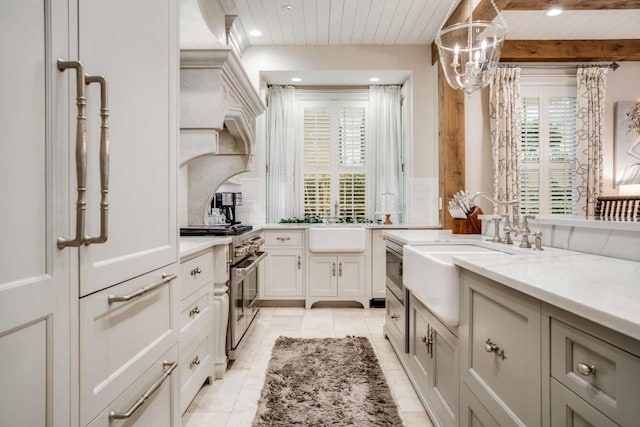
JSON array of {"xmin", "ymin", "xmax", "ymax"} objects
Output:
[
  {"xmin": 520, "ymin": 80, "xmax": 577, "ymax": 215},
  {"xmin": 301, "ymin": 99, "xmax": 368, "ymax": 221}
]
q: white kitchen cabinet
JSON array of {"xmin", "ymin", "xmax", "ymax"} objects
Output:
[
  {"xmin": 178, "ymin": 250, "xmax": 214, "ymax": 414},
  {"xmin": 307, "ymin": 255, "xmax": 367, "ymax": 308},
  {"xmin": 460, "ymin": 270, "xmax": 542, "ymax": 427},
  {"xmin": 371, "ymin": 229, "xmax": 391, "ymax": 301},
  {"xmin": 0, "ymin": 1, "xmax": 72, "ymax": 425},
  {"xmin": 0, "ymin": 0, "xmax": 179, "ymax": 425},
  {"xmin": 263, "ymin": 230, "xmax": 305, "ymax": 299},
  {"xmin": 78, "ymin": 0, "xmax": 178, "ymax": 296},
  {"xmin": 408, "ymin": 295, "xmax": 458, "ymax": 427}
]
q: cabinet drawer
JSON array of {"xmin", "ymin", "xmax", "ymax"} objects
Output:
[
  {"xmin": 550, "ymin": 379, "xmax": 618, "ymax": 427},
  {"xmin": 550, "ymin": 318, "xmax": 640, "ymax": 425},
  {"xmin": 385, "ymin": 287, "xmax": 405, "ymax": 351},
  {"xmin": 460, "ymin": 271, "xmax": 541, "ymax": 427},
  {"xmin": 87, "ymin": 345, "xmax": 178, "ymax": 427},
  {"xmin": 180, "ymin": 251, "xmax": 213, "ymax": 300},
  {"xmin": 80, "ymin": 265, "xmax": 178, "ymax": 426},
  {"xmin": 180, "ymin": 333, "xmax": 213, "ymax": 413},
  {"xmin": 179, "ymin": 286, "xmax": 212, "ymax": 343},
  {"xmin": 459, "ymin": 383, "xmax": 500, "ymax": 427},
  {"xmin": 265, "ymin": 230, "xmax": 303, "ymax": 246}
]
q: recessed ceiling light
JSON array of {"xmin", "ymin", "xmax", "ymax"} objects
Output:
[
  {"xmin": 369, "ymin": 77, "xmax": 380, "ymax": 82},
  {"xmin": 290, "ymin": 77, "xmax": 302, "ymax": 82},
  {"xmin": 546, "ymin": 8, "xmax": 562, "ymax": 17},
  {"xmin": 282, "ymin": 4, "xmax": 294, "ymax": 11},
  {"xmin": 249, "ymin": 30, "xmax": 262, "ymax": 37}
]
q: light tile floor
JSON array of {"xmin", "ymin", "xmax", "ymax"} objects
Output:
[{"xmin": 182, "ymin": 307, "xmax": 434, "ymax": 427}]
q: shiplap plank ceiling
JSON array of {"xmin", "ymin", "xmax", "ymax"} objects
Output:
[
  {"xmin": 233, "ymin": 0, "xmax": 640, "ymax": 46},
  {"xmin": 235, "ymin": 0, "xmax": 453, "ymax": 45}
]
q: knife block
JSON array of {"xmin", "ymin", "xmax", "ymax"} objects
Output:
[{"xmin": 451, "ymin": 207, "xmax": 483, "ymax": 234}]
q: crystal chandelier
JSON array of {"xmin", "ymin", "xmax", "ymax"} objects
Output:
[{"xmin": 435, "ymin": 0, "xmax": 507, "ymax": 94}]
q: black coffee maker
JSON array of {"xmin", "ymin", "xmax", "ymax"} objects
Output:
[{"xmin": 214, "ymin": 192, "xmax": 242, "ymax": 225}]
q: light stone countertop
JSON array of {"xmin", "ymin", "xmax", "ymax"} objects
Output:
[
  {"xmin": 179, "ymin": 236, "xmax": 232, "ymax": 259},
  {"xmin": 383, "ymin": 229, "xmax": 640, "ymax": 342},
  {"xmin": 258, "ymin": 223, "xmax": 441, "ymax": 230}
]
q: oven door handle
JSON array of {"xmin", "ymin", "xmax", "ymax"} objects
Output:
[{"xmin": 232, "ymin": 251, "xmax": 267, "ymax": 277}]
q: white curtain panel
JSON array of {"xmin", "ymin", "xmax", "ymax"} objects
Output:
[
  {"xmin": 266, "ymin": 86, "xmax": 299, "ymax": 223},
  {"xmin": 576, "ymin": 67, "xmax": 608, "ymax": 217},
  {"xmin": 369, "ymin": 85, "xmax": 403, "ymax": 223},
  {"xmin": 489, "ymin": 67, "xmax": 522, "ymax": 214}
]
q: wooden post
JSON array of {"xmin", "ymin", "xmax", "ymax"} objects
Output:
[{"xmin": 438, "ymin": 69, "xmax": 466, "ymax": 230}]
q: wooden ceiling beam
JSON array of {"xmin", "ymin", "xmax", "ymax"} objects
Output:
[
  {"xmin": 504, "ymin": 0, "xmax": 640, "ymax": 10},
  {"xmin": 499, "ymin": 39, "xmax": 640, "ymax": 62}
]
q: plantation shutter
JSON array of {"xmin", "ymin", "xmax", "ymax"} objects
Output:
[
  {"xmin": 520, "ymin": 97, "xmax": 541, "ymax": 215},
  {"xmin": 304, "ymin": 106, "xmax": 331, "ymax": 167},
  {"xmin": 520, "ymin": 82, "xmax": 577, "ymax": 215},
  {"xmin": 301, "ymin": 100, "xmax": 368, "ymax": 221},
  {"xmin": 548, "ymin": 97, "xmax": 577, "ymax": 214},
  {"xmin": 303, "ymin": 173, "xmax": 331, "ymax": 217}
]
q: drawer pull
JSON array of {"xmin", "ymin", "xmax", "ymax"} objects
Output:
[
  {"xmin": 108, "ymin": 273, "xmax": 176, "ymax": 304},
  {"xmin": 109, "ymin": 360, "xmax": 177, "ymax": 420},
  {"xmin": 189, "ymin": 306, "xmax": 200, "ymax": 317},
  {"xmin": 576, "ymin": 363, "xmax": 597, "ymax": 377},
  {"xmin": 391, "ymin": 313, "xmax": 399, "ymax": 320},
  {"xmin": 421, "ymin": 335, "xmax": 428, "ymax": 344},
  {"xmin": 189, "ymin": 355, "xmax": 201, "ymax": 370},
  {"xmin": 190, "ymin": 266, "xmax": 202, "ymax": 276},
  {"xmin": 276, "ymin": 236, "xmax": 291, "ymax": 241},
  {"xmin": 485, "ymin": 338, "xmax": 507, "ymax": 361}
]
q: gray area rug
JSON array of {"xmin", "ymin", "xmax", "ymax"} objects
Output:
[{"xmin": 253, "ymin": 336, "xmax": 404, "ymax": 426}]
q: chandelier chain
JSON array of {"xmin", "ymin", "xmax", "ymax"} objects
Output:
[
  {"xmin": 438, "ymin": 0, "xmax": 507, "ymax": 31},
  {"xmin": 491, "ymin": 0, "xmax": 507, "ymax": 27},
  {"xmin": 438, "ymin": 0, "xmax": 460, "ymax": 32}
]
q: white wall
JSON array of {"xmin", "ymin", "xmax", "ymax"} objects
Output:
[
  {"xmin": 465, "ymin": 61, "xmax": 640, "ymax": 212},
  {"xmin": 239, "ymin": 45, "xmax": 441, "ymax": 224}
]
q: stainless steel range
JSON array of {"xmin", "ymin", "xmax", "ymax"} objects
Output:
[
  {"xmin": 227, "ymin": 229, "xmax": 265, "ymax": 359},
  {"xmin": 180, "ymin": 225, "xmax": 265, "ymax": 360}
]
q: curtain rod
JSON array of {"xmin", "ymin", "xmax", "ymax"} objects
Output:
[{"xmin": 501, "ymin": 61, "xmax": 619, "ymax": 71}]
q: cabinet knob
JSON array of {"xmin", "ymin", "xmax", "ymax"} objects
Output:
[
  {"xmin": 576, "ymin": 363, "xmax": 596, "ymax": 376},
  {"xmin": 390, "ymin": 313, "xmax": 399, "ymax": 320},
  {"xmin": 189, "ymin": 355, "xmax": 200, "ymax": 370},
  {"xmin": 188, "ymin": 306, "xmax": 200, "ymax": 318},
  {"xmin": 190, "ymin": 266, "xmax": 202, "ymax": 276},
  {"xmin": 485, "ymin": 338, "xmax": 507, "ymax": 361}
]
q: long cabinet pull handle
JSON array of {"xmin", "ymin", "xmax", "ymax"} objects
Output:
[
  {"xmin": 297, "ymin": 256, "xmax": 301, "ymax": 270},
  {"xmin": 57, "ymin": 59, "xmax": 88, "ymax": 249},
  {"xmin": 108, "ymin": 273, "xmax": 176, "ymax": 304},
  {"xmin": 84, "ymin": 74, "xmax": 110, "ymax": 245},
  {"xmin": 109, "ymin": 360, "xmax": 177, "ymax": 420},
  {"xmin": 332, "ymin": 262, "xmax": 336, "ymax": 277},
  {"xmin": 338, "ymin": 262, "xmax": 343, "ymax": 276}
]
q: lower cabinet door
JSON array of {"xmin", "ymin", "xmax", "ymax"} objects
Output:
[
  {"xmin": 460, "ymin": 271, "xmax": 541, "ymax": 427},
  {"xmin": 459, "ymin": 383, "xmax": 500, "ymax": 427},
  {"xmin": 87, "ymin": 345, "xmax": 179, "ymax": 427},
  {"xmin": 263, "ymin": 248, "xmax": 303, "ymax": 298},
  {"xmin": 550, "ymin": 379, "xmax": 618, "ymax": 427},
  {"xmin": 80, "ymin": 265, "xmax": 178, "ymax": 425},
  {"xmin": 337, "ymin": 256, "xmax": 365, "ymax": 297},
  {"xmin": 180, "ymin": 333, "xmax": 213, "ymax": 413},
  {"xmin": 308, "ymin": 256, "xmax": 337, "ymax": 297}
]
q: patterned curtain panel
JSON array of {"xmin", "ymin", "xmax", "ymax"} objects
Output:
[
  {"xmin": 576, "ymin": 67, "xmax": 608, "ymax": 217},
  {"xmin": 266, "ymin": 86, "xmax": 299, "ymax": 223},
  {"xmin": 489, "ymin": 67, "xmax": 522, "ymax": 214}
]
